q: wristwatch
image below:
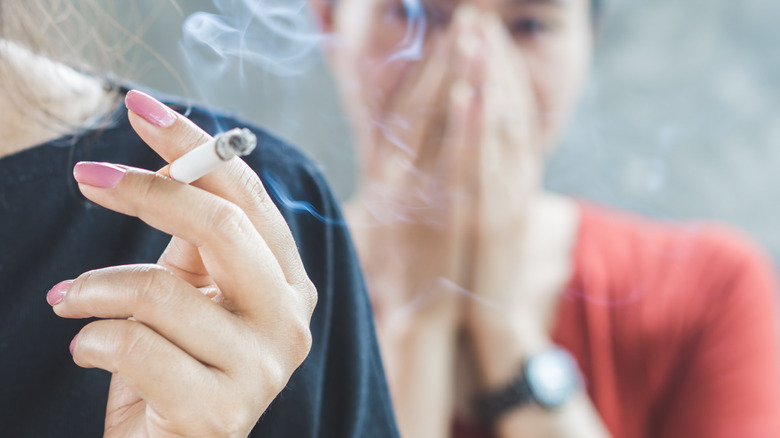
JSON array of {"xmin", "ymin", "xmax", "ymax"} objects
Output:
[{"xmin": 476, "ymin": 348, "xmax": 583, "ymax": 423}]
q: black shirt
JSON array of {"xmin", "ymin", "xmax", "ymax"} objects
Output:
[{"xmin": 0, "ymin": 94, "xmax": 398, "ymax": 437}]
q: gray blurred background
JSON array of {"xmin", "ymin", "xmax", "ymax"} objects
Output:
[{"xmin": 98, "ymin": 0, "xmax": 780, "ymax": 261}]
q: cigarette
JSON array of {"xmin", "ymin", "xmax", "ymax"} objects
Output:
[{"xmin": 162, "ymin": 128, "xmax": 258, "ymax": 183}]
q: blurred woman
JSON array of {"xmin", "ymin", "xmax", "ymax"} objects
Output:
[
  {"xmin": 309, "ymin": 0, "xmax": 780, "ymax": 436},
  {"xmin": 0, "ymin": 1, "xmax": 397, "ymax": 436}
]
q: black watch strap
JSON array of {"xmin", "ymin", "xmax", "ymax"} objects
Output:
[{"xmin": 474, "ymin": 368, "xmax": 533, "ymax": 424}]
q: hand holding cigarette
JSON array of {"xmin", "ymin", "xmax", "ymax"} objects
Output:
[{"xmin": 53, "ymin": 90, "xmax": 316, "ymax": 437}]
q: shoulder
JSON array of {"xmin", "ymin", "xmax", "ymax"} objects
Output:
[
  {"xmin": 563, "ymin": 201, "xmax": 780, "ymax": 405},
  {"xmin": 573, "ymin": 201, "xmax": 775, "ymax": 296},
  {"xmin": 569, "ymin": 200, "xmax": 779, "ymax": 341}
]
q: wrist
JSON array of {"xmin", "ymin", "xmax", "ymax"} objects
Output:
[
  {"xmin": 474, "ymin": 347, "xmax": 585, "ymax": 426},
  {"xmin": 468, "ymin": 314, "xmax": 553, "ymax": 391}
]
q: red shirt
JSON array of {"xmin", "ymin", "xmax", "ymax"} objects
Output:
[{"xmin": 456, "ymin": 202, "xmax": 780, "ymax": 438}]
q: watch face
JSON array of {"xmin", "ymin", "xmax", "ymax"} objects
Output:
[{"xmin": 525, "ymin": 349, "xmax": 581, "ymax": 409}]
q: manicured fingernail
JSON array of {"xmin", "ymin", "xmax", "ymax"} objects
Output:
[
  {"xmin": 125, "ymin": 90, "xmax": 178, "ymax": 128},
  {"xmin": 73, "ymin": 162, "xmax": 126, "ymax": 188},
  {"xmin": 69, "ymin": 335, "xmax": 78, "ymax": 355},
  {"xmin": 47, "ymin": 280, "xmax": 73, "ymax": 306}
]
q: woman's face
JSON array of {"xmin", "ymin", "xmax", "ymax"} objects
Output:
[{"xmin": 322, "ymin": 0, "xmax": 594, "ymax": 156}]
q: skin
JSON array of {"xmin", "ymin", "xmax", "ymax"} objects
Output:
[
  {"xmin": 0, "ymin": 41, "xmax": 117, "ymax": 159},
  {"xmin": 311, "ymin": 0, "xmax": 611, "ymax": 436},
  {"xmin": 1, "ymin": 42, "xmax": 317, "ymax": 436}
]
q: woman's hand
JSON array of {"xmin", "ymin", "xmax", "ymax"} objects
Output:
[{"xmin": 46, "ymin": 92, "xmax": 317, "ymax": 437}]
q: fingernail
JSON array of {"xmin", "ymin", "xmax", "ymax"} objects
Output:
[
  {"xmin": 125, "ymin": 90, "xmax": 178, "ymax": 128},
  {"xmin": 47, "ymin": 280, "xmax": 73, "ymax": 306},
  {"xmin": 69, "ymin": 335, "xmax": 78, "ymax": 355},
  {"xmin": 73, "ymin": 162, "xmax": 126, "ymax": 189}
]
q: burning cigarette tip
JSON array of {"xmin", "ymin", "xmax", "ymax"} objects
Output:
[{"xmin": 215, "ymin": 128, "xmax": 257, "ymax": 160}]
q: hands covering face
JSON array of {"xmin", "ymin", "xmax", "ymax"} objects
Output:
[
  {"xmin": 47, "ymin": 92, "xmax": 317, "ymax": 437},
  {"xmin": 357, "ymin": 5, "xmax": 542, "ymax": 318}
]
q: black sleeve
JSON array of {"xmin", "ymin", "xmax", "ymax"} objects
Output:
[{"xmin": 212, "ymin": 119, "xmax": 399, "ymax": 438}]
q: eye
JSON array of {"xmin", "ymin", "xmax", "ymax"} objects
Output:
[
  {"xmin": 508, "ymin": 17, "xmax": 552, "ymax": 38},
  {"xmin": 383, "ymin": 0, "xmax": 425, "ymax": 25},
  {"xmin": 383, "ymin": 4, "xmax": 409, "ymax": 24},
  {"xmin": 383, "ymin": 0, "xmax": 450, "ymax": 31}
]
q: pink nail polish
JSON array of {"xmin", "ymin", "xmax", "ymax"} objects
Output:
[
  {"xmin": 73, "ymin": 162, "xmax": 126, "ymax": 188},
  {"xmin": 69, "ymin": 335, "xmax": 78, "ymax": 355},
  {"xmin": 125, "ymin": 90, "xmax": 178, "ymax": 128},
  {"xmin": 47, "ymin": 280, "xmax": 73, "ymax": 306}
]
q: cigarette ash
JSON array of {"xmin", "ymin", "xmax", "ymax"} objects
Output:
[{"xmin": 215, "ymin": 128, "xmax": 258, "ymax": 160}]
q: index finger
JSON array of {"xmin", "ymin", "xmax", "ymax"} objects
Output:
[{"xmin": 124, "ymin": 90, "xmax": 309, "ymax": 288}]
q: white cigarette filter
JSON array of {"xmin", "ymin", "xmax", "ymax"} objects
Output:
[{"xmin": 168, "ymin": 128, "xmax": 258, "ymax": 183}]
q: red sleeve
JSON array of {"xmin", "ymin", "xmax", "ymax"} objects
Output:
[{"xmin": 655, "ymin": 228, "xmax": 780, "ymax": 437}]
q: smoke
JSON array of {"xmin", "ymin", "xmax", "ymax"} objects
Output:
[
  {"xmin": 180, "ymin": 0, "xmax": 323, "ymax": 87},
  {"xmin": 263, "ymin": 171, "xmax": 346, "ymax": 226},
  {"xmin": 180, "ymin": 0, "xmax": 429, "ymax": 87},
  {"xmin": 175, "ymin": 0, "xmax": 432, "ymax": 196}
]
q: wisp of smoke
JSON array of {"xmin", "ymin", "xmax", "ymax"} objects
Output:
[
  {"xmin": 263, "ymin": 170, "xmax": 346, "ymax": 226},
  {"xmin": 181, "ymin": 0, "xmax": 323, "ymax": 82}
]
